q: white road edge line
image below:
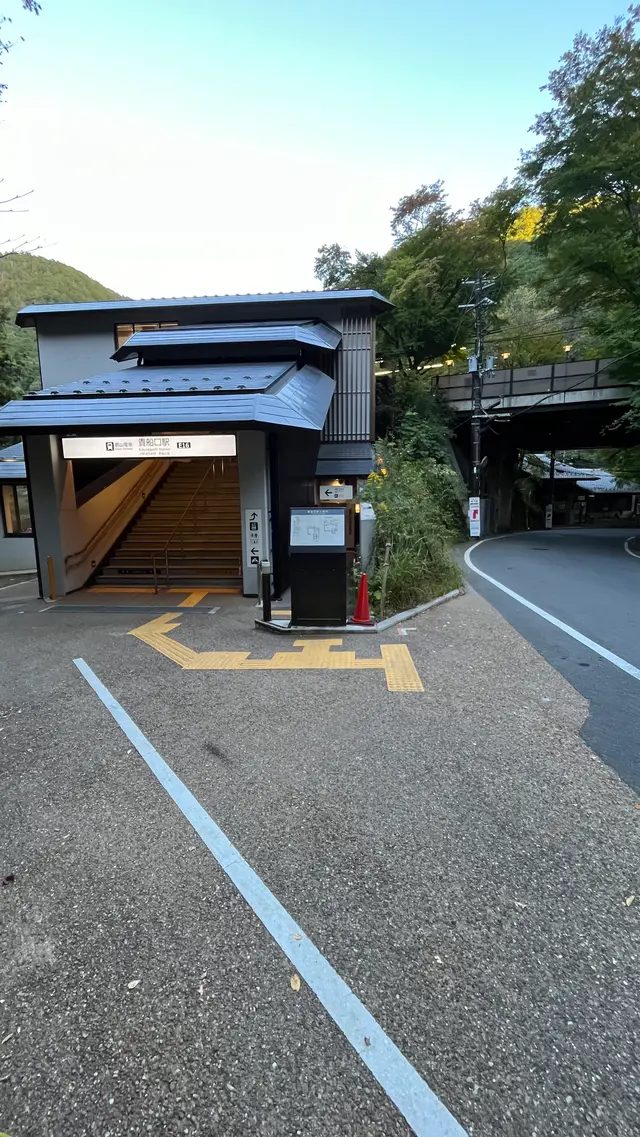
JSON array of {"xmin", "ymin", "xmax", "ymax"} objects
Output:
[
  {"xmin": 464, "ymin": 538, "xmax": 640, "ymax": 683},
  {"xmin": 0, "ymin": 579, "xmax": 36, "ymax": 593},
  {"xmin": 73, "ymin": 657, "xmax": 466, "ymax": 1137},
  {"xmin": 624, "ymin": 537, "xmax": 640, "ymax": 561}
]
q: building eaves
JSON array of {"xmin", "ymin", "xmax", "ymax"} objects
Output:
[
  {"xmin": 112, "ymin": 321, "xmax": 342, "ymax": 361},
  {"xmin": 16, "ymin": 289, "xmax": 393, "ymax": 327}
]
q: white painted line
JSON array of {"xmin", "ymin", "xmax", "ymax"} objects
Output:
[
  {"xmin": 624, "ymin": 537, "xmax": 640, "ymax": 561},
  {"xmin": 73, "ymin": 657, "xmax": 466, "ymax": 1137},
  {"xmin": 0, "ymin": 578, "xmax": 36, "ymax": 593},
  {"xmin": 208, "ymin": 606, "xmax": 220, "ymax": 616},
  {"xmin": 465, "ymin": 539, "xmax": 640, "ymax": 682}
]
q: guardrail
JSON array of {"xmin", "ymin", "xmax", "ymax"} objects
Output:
[{"xmin": 433, "ymin": 358, "xmax": 628, "ymax": 404}]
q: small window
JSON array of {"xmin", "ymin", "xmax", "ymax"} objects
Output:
[
  {"xmin": 114, "ymin": 321, "xmax": 179, "ymax": 349},
  {"xmin": 1, "ymin": 484, "xmax": 32, "ymax": 535}
]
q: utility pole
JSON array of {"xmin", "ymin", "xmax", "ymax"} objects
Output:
[
  {"xmin": 546, "ymin": 449, "xmax": 556, "ymax": 529},
  {"xmin": 459, "ymin": 273, "xmax": 494, "ymax": 537}
]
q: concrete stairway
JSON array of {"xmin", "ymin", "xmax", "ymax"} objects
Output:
[{"xmin": 93, "ymin": 458, "xmax": 242, "ymax": 588}]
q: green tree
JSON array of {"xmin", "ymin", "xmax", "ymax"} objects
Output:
[
  {"xmin": 594, "ymin": 446, "xmax": 640, "ymax": 484},
  {"xmin": 313, "ymin": 244, "xmax": 353, "ymax": 290},
  {"xmin": 469, "ymin": 179, "xmax": 526, "ymax": 271},
  {"xmin": 522, "ymin": 7, "xmax": 640, "ymax": 317},
  {"xmin": 492, "ymin": 285, "xmax": 577, "ymax": 367},
  {"xmin": 520, "ymin": 6, "xmax": 640, "ymax": 433}
]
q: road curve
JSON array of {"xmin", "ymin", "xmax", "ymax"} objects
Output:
[{"xmin": 464, "ymin": 529, "xmax": 640, "ymax": 792}]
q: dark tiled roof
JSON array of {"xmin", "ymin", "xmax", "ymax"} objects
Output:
[{"xmin": 315, "ymin": 442, "xmax": 375, "ymax": 476}]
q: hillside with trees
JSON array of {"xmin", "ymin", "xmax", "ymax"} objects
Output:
[
  {"xmin": 0, "ymin": 253, "xmax": 123, "ymax": 404},
  {"xmin": 314, "ymin": 7, "xmax": 640, "ymax": 482}
]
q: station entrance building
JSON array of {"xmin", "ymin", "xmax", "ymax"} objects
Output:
[{"xmin": 0, "ymin": 290, "xmax": 391, "ymax": 598}]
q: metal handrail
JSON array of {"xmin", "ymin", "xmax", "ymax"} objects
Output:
[
  {"xmin": 152, "ymin": 460, "xmax": 219, "ymax": 592},
  {"xmin": 65, "ymin": 462, "xmax": 168, "ymax": 569}
]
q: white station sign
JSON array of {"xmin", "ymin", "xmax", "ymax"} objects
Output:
[{"xmin": 62, "ymin": 435, "xmax": 236, "ymax": 460}]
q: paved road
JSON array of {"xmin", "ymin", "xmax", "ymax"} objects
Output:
[
  {"xmin": 464, "ymin": 528, "xmax": 640, "ymax": 792},
  {"xmin": 1, "ymin": 588, "xmax": 638, "ymax": 1136}
]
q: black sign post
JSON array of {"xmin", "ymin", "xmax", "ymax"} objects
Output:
[{"xmin": 289, "ymin": 507, "xmax": 347, "ymax": 627}]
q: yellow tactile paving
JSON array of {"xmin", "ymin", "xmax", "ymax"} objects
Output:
[
  {"xmin": 127, "ymin": 613, "xmax": 423, "ymax": 692},
  {"xmin": 380, "ymin": 645, "xmax": 424, "ymax": 692},
  {"xmin": 88, "ymin": 586, "xmax": 240, "ymax": 603},
  {"xmin": 176, "ymin": 590, "xmax": 210, "ymax": 608},
  {"xmin": 169, "ymin": 587, "xmax": 241, "ymax": 600},
  {"xmin": 90, "ymin": 586, "xmax": 157, "ymax": 594}
]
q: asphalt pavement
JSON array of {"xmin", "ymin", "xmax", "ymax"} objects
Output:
[
  {"xmin": 463, "ymin": 528, "xmax": 640, "ymax": 792},
  {"xmin": 1, "ymin": 586, "xmax": 638, "ymax": 1136}
]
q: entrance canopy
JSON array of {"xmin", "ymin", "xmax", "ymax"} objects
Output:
[{"xmin": 0, "ymin": 361, "xmax": 335, "ymax": 434}]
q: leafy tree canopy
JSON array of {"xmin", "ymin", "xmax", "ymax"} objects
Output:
[{"xmin": 522, "ymin": 6, "xmax": 640, "ymax": 314}]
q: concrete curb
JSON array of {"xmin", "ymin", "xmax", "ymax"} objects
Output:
[
  {"xmin": 255, "ymin": 619, "xmax": 378, "ymax": 635},
  {"xmin": 376, "ymin": 588, "xmax": 462, "ymax": 630},
  {"xmin": 255, "ymin": 587, "xmax": 462, "ymax": 635}
]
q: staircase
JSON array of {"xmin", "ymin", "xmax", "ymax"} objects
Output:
[{"xmin": 93, "ymin": 458, "xmax": 242, "ymax": 589}]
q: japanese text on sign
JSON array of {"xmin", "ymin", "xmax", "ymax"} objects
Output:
[{"xmin": 244, "ymin": 508, "xmax": 263, "ymax": 568}]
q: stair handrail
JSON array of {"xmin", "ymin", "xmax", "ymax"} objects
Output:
[
  {"xmin": 152, "ymin": 460, "xmax": 217, "ymax": 592},
  {"xmin": 65, "ymin": 462, "xmax": 168, "ymax": 570}
]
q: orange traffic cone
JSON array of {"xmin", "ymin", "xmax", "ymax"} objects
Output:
[{"xmin": 350, "ymin": 573, "xmax": 375, "ymax": 626}]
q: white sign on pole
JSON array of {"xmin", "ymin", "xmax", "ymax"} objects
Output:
[
  {"xmin": 61, "ymin": 435, "xmax": 236, "ymax": 460},
  {"xmin": 318, "ymin": 483, "xmax": 354, "ymax": 501},
  {"xmin": 468, "ymin": 495, "xmax": 481, "ymax": 538},
  {"xmin": 545, "ymin": 503, "xmax": 553, "ymax": 529},
  {"xmin": 244, "ymin": 508, "xmax": 263, "ymax": 569}
]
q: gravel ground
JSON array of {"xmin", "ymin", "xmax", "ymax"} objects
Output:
[{"xmin": 0, "ymin": 588, "xmax": 638, "ymax": 1136}]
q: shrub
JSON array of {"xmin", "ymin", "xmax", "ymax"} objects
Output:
[{"xmin": 361, "ymin": 441, "xmax": 463, "ymax": 615}]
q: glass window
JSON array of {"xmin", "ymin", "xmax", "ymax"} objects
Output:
[
  {"xmin": 1, "ymin": 484, "xmax": 32, "ymax": 535},
  {"xmin": 114, "ymin": 321, "xmax": 178, "ymax": 349}
]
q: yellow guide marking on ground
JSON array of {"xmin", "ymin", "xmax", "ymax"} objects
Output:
[
  {"xmin": 127, "ymin": 612, "xmax": 423, "ymax": 693},
  {"xmin": 175, "ymin": 590, "xmax": 211, "ymax": 608}
]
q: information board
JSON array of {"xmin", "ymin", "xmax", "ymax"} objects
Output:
[{"xmin": 290, "ymin": 508, "xmax": 345, "ymax": 549}]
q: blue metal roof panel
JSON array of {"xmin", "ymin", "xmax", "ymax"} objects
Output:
[
  {"xmin": 0, "ymin": 365, "xmax": 335, "ymax": 433},
  {"xmin": 0, "ymin": 461, "xmax": 27, "ymax": 480},
  {"xmin": 0, "ymin": 441, "xmax": 26, "ymax": 479},
  {"xmin": 17, "ymin": 289, "xmax": 393, "ymax": 325},
  {"xmin": 112, "ymin": 321, "xmax": 341, "ymax": 361},
  {"xmin": 0, "ymin": 442, "xmax": 24, "ymax": 460},
  {"xmin": 30, "ymin": 362, "xmax": 291, "ymax": 398}
]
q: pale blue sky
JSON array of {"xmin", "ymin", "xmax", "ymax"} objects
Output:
[{"xmin": 0, "ymin": 0, "xmax": 622, "ymax": 298}]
